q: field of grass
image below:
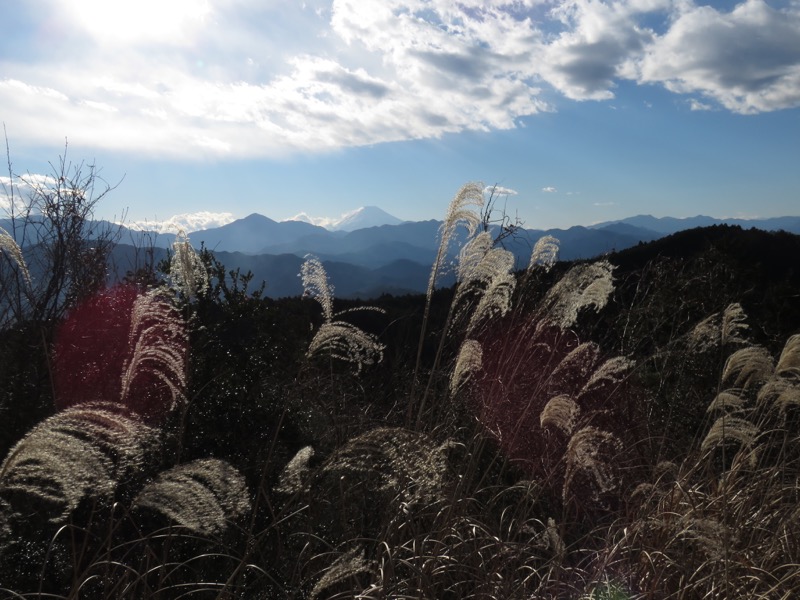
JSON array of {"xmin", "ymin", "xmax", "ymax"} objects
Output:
[{"xmin": 1, "ymin": 180, "xmax": 799, "ymax": 599}]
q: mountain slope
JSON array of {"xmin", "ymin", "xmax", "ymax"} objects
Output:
[{"xmin": 188, "ymin": 214, "xmax": 330, "ymax": 254}]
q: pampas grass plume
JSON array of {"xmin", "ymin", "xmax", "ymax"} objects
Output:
[
  {"xmin": 541, "ymin": 260, "xmax": 615, "ymax": 328},
  {"xmin": 540, "ymin": 394, "xmax": 580, "ymax": 435},
  {"xmin": 721, "ymin": 346, "xmax": 774, "ymax": 390},
  {"xmin": 0, "ymin": 226, "xmax": 30, "ymax": 287},
  {"xmin": 527, "ymin": 234, "xmax": 560, "ymax": 273},
  {"xmin": 701, "ymin": 415, "xmax": 759, "ymax": 455},
  {"xmin": 132, "ymin": 458, "xmax": 251, "ymax": 536},
  {"xmin": 450, "ymin": 339, "xmax": 483, "ymax": 395},
  {"xmin": 776, "ymin": 334, "xmax": 800, "ymax": 379},
  {"xmin": 169, "ymin": 230, "xmax": 209, "ymax": 300}
]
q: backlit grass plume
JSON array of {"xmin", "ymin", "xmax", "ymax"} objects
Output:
[
  {"xmin": 413, "ymin": 182, "xmax": 484, "ymax": 393},
  {"xmin": 721, "ymin": 345, "xmax": 774, "ymax": 390},
  {"xmin": 527, "ymin": 234, "xmax": 560, "ymax": 273},
  {"xmin": 540, "ymin": 394, "xmax": 580, "ymax": 435},
  {"xmin": 750, "ymin": 335, "xmax": 800, "ymax": 417},
  {"xmin": 54, "ymin": 284, "xmax": 188, "ymax": 423},
  {"xmin": 475, "ymin": 316, "xmax": 636, "ymax": 516},
  {"xmin": 0, "ymin": 401, "xmax": 160, "ymax": 524},
  {"xmin": 168, "ymin": 230, "xmax": 209, "ymax": 300},
  {"xmin": 700, "ymin": 415, "xmax": 759, "ymax": 466},
  {"xmin": 301, "ymin": 255, "xmax": 384, "ymax": 372},
  {"xmin": 450, "ymin": 338, "xmax": 483, "ymax": 396},
  {"xmin": 307, "ymin": 428, "xmax": 455, "ymax": 545},
  {"xmin": 0, "ymin": 226, "xmax": 31, "ymax": 287},
  {"xmin": 132, "ymin": 458, "xmax": 251, "ymax": 536},
  {"xmin": 428, "ymin": 182, "xmax": 484, "ymax": 297},
  {"xmin": 562, "ymin": 426, "xmax": 623, "ymax": 506},
  {"xmin": 689, "ymin": 302, "xmax": 751, "ymax": 352},
  {"xmin": 120, "ymin": 288, "xmax": 189, "ymax": 416},
  {"xmin": 416, "ymin": 228, "xmax": 516, "ymax": 424},
  {"xmin": 452, "ymin": 231, "xmax": 517, "ymax": 335},
  {"xmin": 540, "ymin": 260, "xmax": 615, "ymax": 328},
  {"xmin": 776, "ymin": 334, "xmax": 800, "ymax": 378}
]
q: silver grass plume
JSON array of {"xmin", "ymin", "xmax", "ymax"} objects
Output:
[
  {"xmin": 754, "ymin": 335, "xmax": 800, "ymax": 415},
  {"xmin": 674, "ymin": 515, "xmax": 731, "ymax": 561},
  {"xmin": 707, "ymin": 389, "xmax": 747, "ymax": 414},
  {"xmin": 540, "ymin": 260, "xmax": 615, "ymax": 329},
  {"xmin": 563, "ymin": 426, "xmax": 623, "ymax": 503},
  {"xmin": 412, "ymin": 182, "xmax": 484, "ymax": 401},
  {"xmin": 0, "ymin": 226, "xmax": 31, "ymax": 287},
  {"xmin": 466, "ymin": 271, "xmax": 516, "ymax": 334},
  {"xmin": 757, "ymin": 378, "xmax": 800, "ymax": 414},
  {"xmin": 310, "ymin": 546, "xmax": 375, "ymax": 600},
  {"xmin": 132, "ymin": 458, "xmax": 251, "ymax": 536},
  {"xmin": 0, "ymin": 402, "xmax": 160, "ymax": 523},
  {"xmin": 455, "ymin": 231, "xmax": 507, "ymax": 286},
  {"xmin": 275, "ymin": 446, "xmax": 315, "ymax": 496},
  {"xmin": 547, "ymin": 341, "xmax": 601, "ymax": 397},
  {"xmin": 579, "ymin": 356, "xmax": 635, "ymax": 399},
  {"xmin": 306, "ymin": 429, "xmax": 456, "ymax": 551},
  {"xmin": 688, "ymin": 303, "xmax": 750, "ymax": 352},
  {"xmin": 452, "ymin": 231, "xmax": 517, "ymax": 334},
  {"xmin": 300, "ymin": 254, "xmax": 335, "ymax": 322},
  {"xmin": 121, "ymin": 288, "xmax": 188, "ymax": 412},
  {"xmin": 700, "ymin": 415, "xmax": 759, "ymax": 466},
  {"xmin": 318, "ymin": 428, "xmax": 453, "ymax": 509},
  {"xmin": 776, "ymin": 334, "xmax": 800, "ymax": 379},
  {"xmin": 540, "ymin": 395, "xmax": 580, "ymax": 435},
  {"xmin": 721, "ymin": 346, "xmax": 774, "ymax": 390},
  {"xmin": 534, "ymin": 517, "xmax": 566, "ymax": 563},
  {"xmin": 169, "ymin": 230, "xmax": 209, "ymax": 300},
  {"xmin": 527, "ymin": 234, "xmax": 560, "ymax": 273},
  {"xmin": 301, "ymin": 255, "xmax": 385, "ymax": 372},
  {"xmin": 721, "ymin": 303, "xmax": 750, "ymax": 346},
  {"xmin": 306, "ymin": 321, "xmax": 385, "ymax": 372},
  {"xmin": 427, "ymin": 182, "xmax": 484, "ymax": 297},
  {"xmin": 450, "ymin": 339, "xmax": 483, "ymax": 395}
]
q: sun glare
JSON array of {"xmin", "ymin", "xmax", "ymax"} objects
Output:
[{"xmin": 69, "ymin": 0, "xmax": 211, "ymax": 44}]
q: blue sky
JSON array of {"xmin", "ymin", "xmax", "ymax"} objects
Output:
[{"xmin": 1, "ymin": 0, "xmax": 798, "ymax": 231}]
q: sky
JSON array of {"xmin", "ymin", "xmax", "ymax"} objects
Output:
[{"xmin": 1, "ymin": 0, "xmax": 798, "ymax": 232}]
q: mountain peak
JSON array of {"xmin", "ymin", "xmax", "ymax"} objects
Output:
[{"xmin": 331, "ymin": 206, "xmax": 403, "ymax": 232}]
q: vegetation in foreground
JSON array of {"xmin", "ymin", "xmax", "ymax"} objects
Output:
[{"xmin": 0, "ymin": 162, "xmax": 799, "ymax": 599}]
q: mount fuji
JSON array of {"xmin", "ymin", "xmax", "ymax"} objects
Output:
[{"xmin": 286, "ymin": 206, "xmax": 404, "ymax": 232}]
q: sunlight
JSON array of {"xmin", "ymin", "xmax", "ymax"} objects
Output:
[{"xmin": 69, "ymin": 0, "xmax": 211, "ymax": 44}]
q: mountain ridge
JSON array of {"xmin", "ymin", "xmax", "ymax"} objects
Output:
[{"xmin": 5, "ymin": 212, "xmax": 799, "ymax": 300}]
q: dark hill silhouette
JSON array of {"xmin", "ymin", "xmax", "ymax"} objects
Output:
[{"xmin": 598, "ymin": 225, "xmax": 800, "ymax": 355}]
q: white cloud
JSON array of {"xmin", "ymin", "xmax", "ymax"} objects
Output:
[
  {"xmin": 284, "ymin": 212, "xmax": 337, "ymax": 229},
  {"xmin": 2, "ymin": 0, "xmax": 799, "ymax": 159},
  {"xmin": 635, "ymin": 0, "xmax": 800, "ymax": 114},
  {"xmin": 127, "ymin": 211, "xmax": 236, "ymax": 233},
  {"xmin": 689, "ymin": 98, "xmax": 713, "ymax": 111},
  {"xmin": 485, "ymin": 185, "xmax": 518, "ymax": 196},
  {"xmin": 542, "ymin": 186, "xmax": 558, "ymax": 193},
  {"xmin": 0, "ymin": 172, "xmax": 60, "ymax": 215}
]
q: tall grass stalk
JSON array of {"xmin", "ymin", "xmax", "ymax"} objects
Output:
[{"xmin": 409, "ymin": 182, "xmax": 483, "ymax": 420}]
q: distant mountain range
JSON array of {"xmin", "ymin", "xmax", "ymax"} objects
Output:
[
  {"xmin": 4, "ymin": 212, "xmax": 799, "ymax": 299},
  {"xmin": 590, "ymin": 214, "xmax": 800, "ymax": 236}
]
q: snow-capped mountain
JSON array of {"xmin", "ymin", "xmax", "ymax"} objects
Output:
[
  {"xmin": 285, "ymin": 206, "xmax": 403, "ymax": 231},
  {"xmin": 330, "ymin": 206, "xmax": 404, "ymax": 231}
]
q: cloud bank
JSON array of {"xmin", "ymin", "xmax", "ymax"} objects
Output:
[
  {"xmin": 2, "ymin": 0, "xmax": 798, "ymax": 158},
  {"xmin": 127, "ymin": 212, "xmax": 236, "ymax": 234}
]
